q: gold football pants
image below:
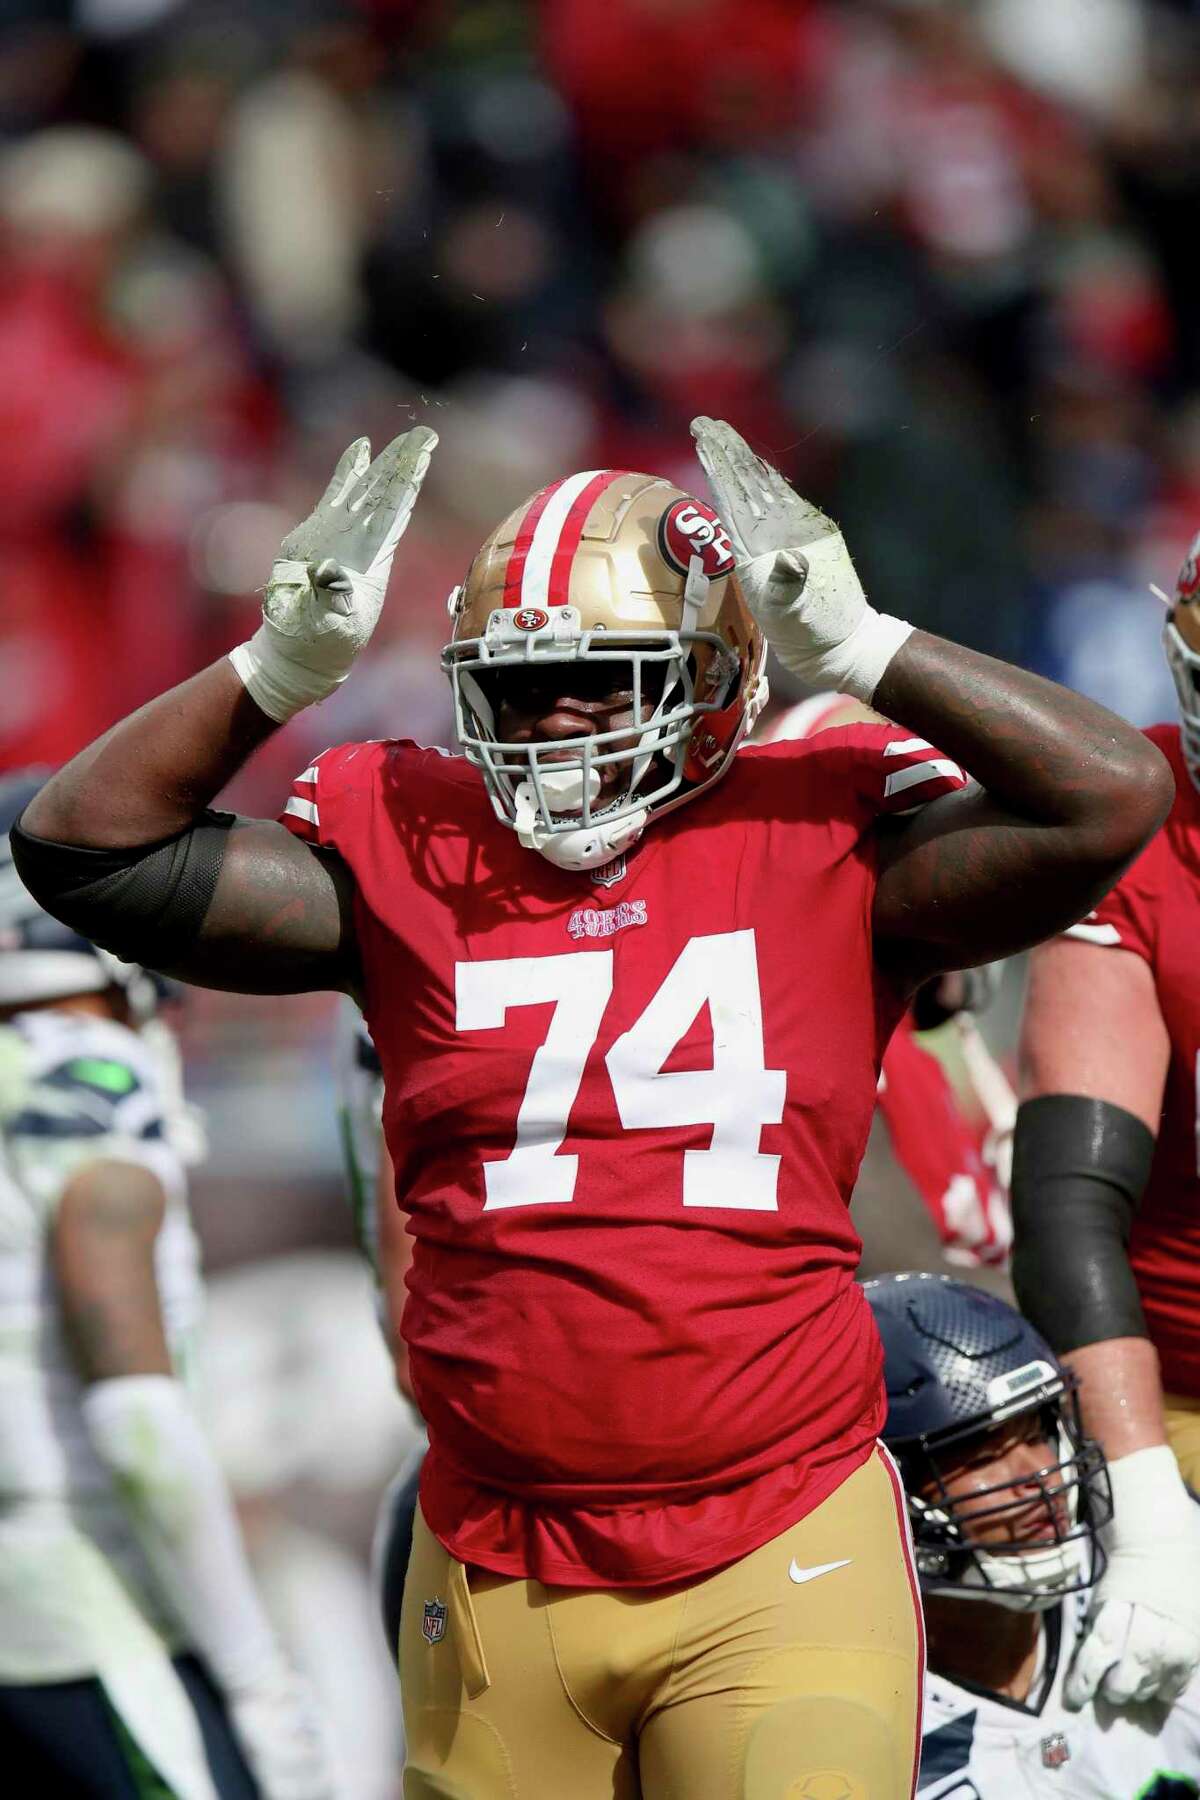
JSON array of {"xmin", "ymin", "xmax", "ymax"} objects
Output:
[
  {"xmin": 400, "ymin": 1446, "xmax": 923, "ymax": 1800},
  {"xmin": 1165, "ymin": 1392, "xmax": 1200, "ymax": 1491}
]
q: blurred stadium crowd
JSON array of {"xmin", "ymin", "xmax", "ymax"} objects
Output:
[{"xmin": 6, "ymin": 0, "xmax": 1200, "ymax": 1790}]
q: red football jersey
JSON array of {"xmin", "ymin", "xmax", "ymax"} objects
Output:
[
  {"xmin": 877, "ymin": 1019, "xmax": 1011, "ymax": 1268},
  {"xmin": 1063, "ymin": 722, "xmax": 1200, "ymax": 1396},
  {"xmin": 284, "ymin": 727, "xmax": 966, "ymax": 1586}
]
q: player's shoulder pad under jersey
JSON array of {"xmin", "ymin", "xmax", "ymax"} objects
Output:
[
  {"xmin": 1, "ymin": 1011, "xmax": 168, "ymax": 1151},
  {"xmin": 743, "ymin": 722, "xmax": 968, "ymax": 821},
  {"xmin": 281, "ymin": 738, "xmax": 458, "ymax": 847}
]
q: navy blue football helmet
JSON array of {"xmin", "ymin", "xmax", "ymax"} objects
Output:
[
  {"xmin": 866, "ymin": 1272, "xmax": 1111, "ymax": 1611},
  {"xmin": 0, "ymin": 771, "xmax": 159, "ymax": 1017}
]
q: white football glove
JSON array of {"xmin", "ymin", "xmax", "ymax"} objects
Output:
[
  {"xmin": 230, "ymin": 427, "xmax": 438, "ymax": 723},
  {"xmin": 691, "ymin": 416, "xmax": 912, "ymax": 701},
  {"xmin": 1066, "ymin": 1444, "xmax": 1200, "ymax": 1709},
  {"xmin": 226, "ymin": 1661, "xmax": 339, "ymax": 1800}
]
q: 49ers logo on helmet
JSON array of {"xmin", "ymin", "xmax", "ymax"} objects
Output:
[
  {"xmin": 1176, "ymin": 534, "xmax": 1200, "ymax": 604},
  {"xmin": 512, "ymin": 607, "xmax": 550, "ymax": 631},
  {"xmin": 657, "ymin": 499, "xmax": 735, "ymax": 580}
]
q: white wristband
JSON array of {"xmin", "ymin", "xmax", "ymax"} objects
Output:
[
  {"xmin": 228, "ymin": 635, "xmax": 337, "ymax": 725},
  {"xmin": 1108, "ymin": 1443, "xmax": 1194, "ymax": 1532},
  {"xmin": 804, "ymin": 607, "xmax": 914, "ymax": 703}
]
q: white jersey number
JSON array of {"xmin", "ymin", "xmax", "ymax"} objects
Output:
[{"xmin": 455, "ymin": 930, "xmax": 786, "ymax": 1212}]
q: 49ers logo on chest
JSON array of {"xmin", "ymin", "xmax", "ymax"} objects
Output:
[{"xmin": 657, "ymin": 499, "xmax": 735, "ymax": 580}]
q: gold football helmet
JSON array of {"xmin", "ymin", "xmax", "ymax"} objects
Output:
[{"xmin": 442, "ymin": 469, "xmax": 766, "ymax": 869}]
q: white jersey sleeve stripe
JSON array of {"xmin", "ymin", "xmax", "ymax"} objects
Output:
[
  {"xmin": 884, "ymin": 759, "xmax": 965, "ymax": 799},
  {"xmin": 884, "ymin": 737, "xmax": 935, "ymax": 757},
  {"xmin": 283, "ymin": 795, "xmax": 319, "ymax": 825},
  {"xmin": 1064, "ymin": 920, "xmax": 1123, "ymax": 946}
]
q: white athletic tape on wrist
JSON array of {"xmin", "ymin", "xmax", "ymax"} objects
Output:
[
  {"xmin": 227, "ymin": 638, "xmax": 338, "ymax": 724},
  {"xmin": 804, "ymin": 608, "xmax": 914, "ymax": 702},
  {"xmin": 1108, "ymin": 1443, "xmax": 1194, "ymax": 1534}
]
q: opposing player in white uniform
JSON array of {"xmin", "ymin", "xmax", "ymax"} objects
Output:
[
  {"xmin": 867, "ymin": 1272, "xmax": 1200, "ymax": 1798},
  {"xmin": 0, "ymin": 775, "xmax": 337, "ymax": 1799}
]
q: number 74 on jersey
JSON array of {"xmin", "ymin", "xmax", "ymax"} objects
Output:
[{"xmin": 456, "ymin": 929, "xmax": 787, "ymax": 1213}]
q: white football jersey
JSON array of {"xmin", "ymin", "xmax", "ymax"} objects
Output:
[
  {"xmin": 920, "ymin": 1593, "xmax": 1200, "ymax": 1798},
  {"xmin": 0, "ymin": 1008, "xmax": 204, "ymax": 1681}
]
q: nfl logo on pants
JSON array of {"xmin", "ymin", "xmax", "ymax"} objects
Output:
[{"xmin": 422, "ymin": 1598, "xmax": 448, "ymax": 1646}]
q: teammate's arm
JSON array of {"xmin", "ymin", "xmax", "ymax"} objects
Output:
[
  {"xmin": 691, "ymin": 417, "xmax": 1171, "ymax": 979},
  {"xmin": 54, "ymin": 1159, "xmax": 337, "ymax": 1798},
  {"xmin": 1011, "ymin": 937, "xmax": 1200, "ymax": 1712},
  {"xmin": 13, "ymin": 429, "xmax": 436, "ymax": 996},
  {"xmin": 1013, "ymin": 937, "xmax": 1168, "ymax": 1457}
]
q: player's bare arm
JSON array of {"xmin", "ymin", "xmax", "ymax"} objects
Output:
[
  {"xmin": 1016, "ymin": 937, "xmax": 1170, "ymax": 1459},
  {"xmin": 16, "ymin": 428, "xmax": 436, "ymax": 995},
  {"xmin": 869, "ymin": 635, "xmax": 1170, "ymax": 977},
  {"xmin": 693, "ymin": 419, "xmax": 1173, "ymax": 985},
  {"xmin": 54, "ymin": 1158, "xmax": 172, "ymax": 1380},
  {"xmin": 21, "ymin": 660, "xmax": 359, "ymax": 994}
]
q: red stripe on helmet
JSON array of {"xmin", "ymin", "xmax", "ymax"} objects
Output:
[
  {"xmin": 545, "ymin": 470, "xmax": 630, "ymax": 608},
  {"xmin": 501, "ymin": 481, "xmax": 558, "ymax": 608}
]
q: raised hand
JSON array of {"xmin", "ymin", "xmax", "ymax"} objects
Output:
[
  {"xmin": 691, "ymin": 416, "xmax": 909, "ymax": 701},
  {"xmin": 1066, "ymin": 1445, "xmax": 1200, "ymax": 1709},
  {"xmin": 230, "ymin": 427, "xmax": 438, "ymax": 723}
]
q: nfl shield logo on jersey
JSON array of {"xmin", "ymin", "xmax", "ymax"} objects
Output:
[
  {"xmin": 422, "ymin": 1598, "xmax": 448, "ymax": 1646},
  {"xmin": 1040, "ymin": 1732, "xmax": 1070, "ymax": 1770},
  {"xmin": 591, "ymin": 853, "xmax": 627, "ymax": 889}
]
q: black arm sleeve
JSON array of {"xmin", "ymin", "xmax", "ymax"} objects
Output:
[
  {"xmin": 1010, "ymin": 1093, "xmax": 1156, "ymax": 1355},
  {"xmin": 10, "ymin": 811, "xmax": 234, "ymax": 969}
]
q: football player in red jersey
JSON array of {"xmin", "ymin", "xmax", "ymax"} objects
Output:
[
  {"xmin": 1013, "ymin": 529, "xmax": 1200, "ymax": 1720},
  {"xmin": 11, "ymin": 419, "xmax": 1171, "ymax": 1800}
]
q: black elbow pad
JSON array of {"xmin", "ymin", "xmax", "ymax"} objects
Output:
[
  {"xmin": 10, "ymin": 810, "xmax": 234, "ymax": 969},
  {"xmin": 1010, "ymin": 1093, "xmax": 1155, "ymax": 1355}
]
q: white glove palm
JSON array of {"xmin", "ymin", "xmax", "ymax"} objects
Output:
[
  {"xmin": 690, "ymin": 416, "xmax": 911, "ymax": 701},
  {"xmin": 227, "ymin": 1663, "xmax": 339, "ymax": 1800},
  {"xmin": 230, "ymin": 427, "xmax": 438, "ymax": 722},
  {"xmin": 1066, "ymin": 1445, "xmax": 1200, "ymax": 1709}
]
